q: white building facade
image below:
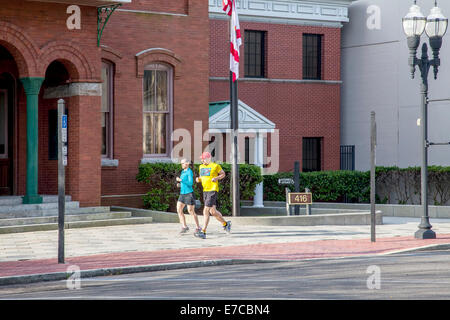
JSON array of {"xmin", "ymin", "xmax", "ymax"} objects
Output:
[{"xmin": 341, "ymin": 0, "xmax": 450, "ymax": 171}]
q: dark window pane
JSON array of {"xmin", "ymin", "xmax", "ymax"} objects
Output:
[
  {"xmin": 302, "ymin": 137, "xmax": 322, "ymax": 172},
  {"xmin": 101, "ymin": 112, "xmax": 107, "ymax": 155},
  {"xmin": 303, "ymin": 34, "xmax": 322, "ymax": 80},
  {"xmin": 245, "ymin": 30, "xmax": 266, "ymax": 78},
  {"xmin": 101, "ymin": 62, "xmax": 112, "ymax": 157},
  {"xmin": 245, "ymin": 137, "xmax": 250, "ymax": 164},
  {"xmin": 0, "ymin": 91, "xmax": 6, "ymax": 156}
]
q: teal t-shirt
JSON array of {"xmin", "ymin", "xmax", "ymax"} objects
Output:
[{"xmin": 180, "ymin": 167, "xmax": 194, "ymax": 195}]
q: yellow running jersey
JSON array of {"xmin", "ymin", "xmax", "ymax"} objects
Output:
[{"xmin": 199, "ymin": 163, "xmax": 222, "ymax": 192}]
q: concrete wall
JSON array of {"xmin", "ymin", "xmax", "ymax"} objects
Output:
[
  {"xmin": 341, "ymin": 0, "xmax": 450, "ymax": 171},
  {"xmin": 240, "ymin": 201, "xmax": 450, "ymax": 219}
]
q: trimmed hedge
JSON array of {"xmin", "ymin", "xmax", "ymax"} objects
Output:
[
  {"xmin": 136, "ymin": 164, "xmax": 450, "ymax": 211},
  {"xmin": 263, "ymin": 166, "xmax": 450, "ymax": 205},
  {"xmin": 136, "ymin": 162, "xmax": 263, "ymax": 215},
  {"xmin": 263, "ymin": 170, "xmax": 370, "ymax": 203}
]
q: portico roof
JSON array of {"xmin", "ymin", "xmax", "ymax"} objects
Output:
[
  {"xmin": 26, "ymin": 0, "xmax": 131, "ymax": 7},
  {"xmin": 209, "ymin": 100, "xmax": 276, "ymax": 130}
]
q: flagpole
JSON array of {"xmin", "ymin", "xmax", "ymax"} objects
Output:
[
  {"xmin": 230, "ymin": 71, "xmax": 240, "ymax": 217},
  {"xmin": 225, "ymin": 0, "xmax": 240, "ymax": 216}
]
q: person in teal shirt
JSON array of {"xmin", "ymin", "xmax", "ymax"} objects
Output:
[{"xmin": 176, "ymin": 158, "xmax": 201, "ymax": 235}]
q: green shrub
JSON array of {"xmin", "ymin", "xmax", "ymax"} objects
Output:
[
  {"xmin": 263, "ymin": 170, "xmax": 370, "ymax": 203},
  {"xmin": 136, "ymin": 162, "xmax": 263, "ymax": 215},
  {"xmin": 136, "ymin": 163, "xmax": 180, "ymax": 212},
  {"xmin": 263, "ymin": 166, "xmax": 450, "ymax": 205}
]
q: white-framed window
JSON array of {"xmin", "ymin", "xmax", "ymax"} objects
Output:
[
  {"xmin": 101, "ymin": 60, "xmax": 114, "ymax": 159},
  {"xmin": 143, "ymin": 63, "xmax": 173, "ymax": 157}
]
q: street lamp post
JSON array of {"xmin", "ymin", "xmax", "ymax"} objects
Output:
[{"xmin": 402, "ymin": 1, "xmax": 448, "ymax": 239}]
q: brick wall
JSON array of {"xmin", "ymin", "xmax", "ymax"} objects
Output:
[
  {"xmin": 209, "ymin": 19, "xmax": 341, "ymax": 173},
  {"xmin": 0, "ymin": 0, "xmax": 210, "ymax": 207},
  {"xmin": 1, "ymin": 1, "xmax": 342, "ymax": 207},
  {"xmin": 100, "ymin": 0, "xmax": 210, "ymax": 206},
  {"xmin": 1, "ymin": 0, "xmax": 102, "ymax": 205}
]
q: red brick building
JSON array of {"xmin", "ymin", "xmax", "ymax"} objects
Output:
[
  {"xmin": 209, "ymin": 0, "xmax": 354, "ymax": 173},
  {"xmin": 0, "ymin": 0, "xmax": 209, "ymax": 207},
  {"xmin": 0, "ymin": 0, "xmax": 353, "ymax": 208}
]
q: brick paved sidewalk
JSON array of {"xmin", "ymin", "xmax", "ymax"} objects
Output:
[{"xmin": 1, "ymin": 234, "xmax": 450, "ymax": 281}]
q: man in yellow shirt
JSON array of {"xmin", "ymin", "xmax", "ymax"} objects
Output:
[{"xmin": 195, "ymin": 152, "xmax": 231, "ymax": 239}]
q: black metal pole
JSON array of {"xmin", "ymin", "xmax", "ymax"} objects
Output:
[
  {"xmin": 370, "ymin": 111, "xmax": 376, "ymax": 242},
  {"xmin": 414, "ymin": 43, "xmax": 436, "ymax": 239},
  {"xmin": 230, "ymin": 71, "xmax": 240, "ymax": 216},
  {"xmin": 57, "ymin": 99, "xmax": 66, "ymax": 264},
  {"xmin": 294, "ymin": 161, "xmax": 300, "ymax": 215}
]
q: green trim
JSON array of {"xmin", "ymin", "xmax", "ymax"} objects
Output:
[
  {"xmin": 20, "ymin": 77, "xmax": 44, "ymax": 204},
  {"xmin": 22, "ymin": 194, "xmax": 43, "ymax": 204},
  {"xmin": 97, "ymin": 4, "xmax": 121, "ymax": 47},
  {"xmin": 209, "ymin": 100, "xmax": 230, "ymax": 117},
  {"xmin": 20, "ymin": 77, "xmax": 44, "ymax": 95}
]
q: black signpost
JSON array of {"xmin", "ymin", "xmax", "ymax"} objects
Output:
[
  {"xmin": 370, "ymin": 111, "xmax": 376, "ymax": 242},
  {"xmin": 58, "ymin": 99, "xmax": 67, "ymax": 264},
  {"xmin": 294, "ymin": 161, "xmax": 300, "ymax": 215},
  {"xmin": 280, "ymin": 161, "xmax": 313, "ymax": 216}
]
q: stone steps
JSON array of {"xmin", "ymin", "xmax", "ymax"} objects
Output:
[
  {"xmin": 0, "ymin": 202, "xmax": 82, "ymax": 217},
  {"xmin": 0, "ymin": 211, "xmax": 132, "ymax": 227},
  {"xmin": 0, "ymin": 205, "xmax": 114, "ymax": 218},
  {"xmin": 0, "ymin": 195, "xmax": 72, "ymax": 206},
  {"xmin": 0, "ymin": 195, "xmax": 154, "ymax": 234},
  {"xmin": 0, "ymin": 214, "xmax": 153, "ymax": 234}
]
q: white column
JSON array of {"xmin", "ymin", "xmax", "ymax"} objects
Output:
[{"xmin": 253, "ymin": 131, "xmax": 264, "ymax": 208}]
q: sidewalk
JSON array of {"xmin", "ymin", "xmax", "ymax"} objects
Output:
[{"xmin": 1, "ymin": 217, "xmax": 450, "ymax": 285}]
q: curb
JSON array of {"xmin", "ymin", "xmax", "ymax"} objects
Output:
[
  {"xmin": 0, "ymin": 259, "xmax": 281, "ymax": 286},
  {"xmin": 381, "ymin": 243, "xmax": 450, "ymax": 255}
]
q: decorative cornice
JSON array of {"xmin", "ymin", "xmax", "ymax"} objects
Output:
[{"xmin": 209, "ymin": 0, "xmax": 352, "ymax": 25}]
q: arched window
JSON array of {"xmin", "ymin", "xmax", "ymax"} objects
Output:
[
  {"xmin": 101, "ymin": 60, "xmax": 114, "ymax": 159},
  {"xmin": 143, "ymin": 63, "xmax": 173, "ymax": 157}
]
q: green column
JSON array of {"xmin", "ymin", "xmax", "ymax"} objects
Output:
[{"xmin": 20, "ymin": 77, "xmax": 44, "ymax": 204}]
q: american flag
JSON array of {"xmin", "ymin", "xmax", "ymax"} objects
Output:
[{"xmin": 223, "ymin": 0, "xmax": 241, "ymax": 82}]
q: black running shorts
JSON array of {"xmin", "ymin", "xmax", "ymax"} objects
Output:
[
  {"xmin": 203, "ymin": 191, "xmax": 218, "ymax": 207},
  {"xmin": 178, "ymin": 193, "xmax": 195, "ymax": 205}
]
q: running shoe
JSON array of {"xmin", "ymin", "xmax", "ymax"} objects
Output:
[
  {"xmin": 179, "ymin": 226, "xmax": 189, "ymax": 234},
  {"xmin": 223, "ymin": 221, "xmax": 232, "ymax": 233},
  {"xmin": 194, "ymin": 230, "xmax": 206, "ymax": 239}
]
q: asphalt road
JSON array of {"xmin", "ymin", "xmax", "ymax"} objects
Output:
[{"xmin": 0, "ymin": 250, "xmax": 449, "ymax": 301}]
